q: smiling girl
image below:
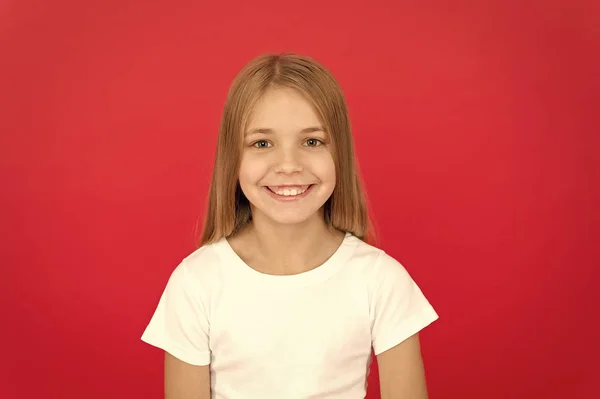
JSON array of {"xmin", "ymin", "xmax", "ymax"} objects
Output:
[{"xmin": 142, "ymin": 53, "xmax": 439, "ymax": 399}]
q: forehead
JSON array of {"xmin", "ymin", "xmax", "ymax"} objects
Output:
[{"xmin": 246, "ymin": 87, "xmax": 323, "ymax": 133}]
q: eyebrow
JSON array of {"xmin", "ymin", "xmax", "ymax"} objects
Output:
[{"xmin": 245, "ymin": 126, "xmax": 324, "ymax": 136}]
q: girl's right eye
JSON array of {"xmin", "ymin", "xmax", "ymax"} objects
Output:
[{"xmin": 252, "ymin": 140, "xmax": 271, "ymax": 149}]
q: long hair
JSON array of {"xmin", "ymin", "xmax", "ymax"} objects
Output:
[{"xmin": 199, "ymin": 53, "xmax": 374, "ymax": 246}]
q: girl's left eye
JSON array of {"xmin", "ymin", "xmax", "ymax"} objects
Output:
[{"xmin": 305, "ymin": 138, "xmax": 323, "ymax": 147}]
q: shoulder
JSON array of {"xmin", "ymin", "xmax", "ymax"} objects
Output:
[
  {"xmin": 167, "ymin": 239, "xmax": 227, "ymax": 293},
  {"xmin": 349, "ymin": 236, "xmax": 408, "ymax": 279},
  {"xmin": 346, "ymin": 237, "xmax": 424, "ymax": 304},
  {"xmin": 181, "ymin": 240, "xmax": 224, "ymax": 276}
]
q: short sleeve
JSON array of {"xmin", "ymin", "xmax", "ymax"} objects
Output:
[
  {"xmin": 141, "ymin": 260, "xmax": 211, "ymax": 366},
  {"xmin": 370, "ymin": 251, "xmax": 439, "ymax": 356}
]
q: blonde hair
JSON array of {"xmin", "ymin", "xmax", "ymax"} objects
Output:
[{"xmin": 199, "ymin": 53, "xmax": 374, "ymax": 246}]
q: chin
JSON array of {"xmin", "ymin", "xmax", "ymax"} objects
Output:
[{"xmin": 257, "ymin": 208, "xmax": 323, "ymax": 226}]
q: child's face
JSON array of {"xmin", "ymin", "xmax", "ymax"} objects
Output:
[{"xmin": 239, "ymin": 87, "xmax": 336, "ymax": 227}]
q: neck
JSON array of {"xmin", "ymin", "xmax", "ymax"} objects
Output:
[{"xmin": 241, "ymin": 209, "xmax": 343, "ymax": 274}]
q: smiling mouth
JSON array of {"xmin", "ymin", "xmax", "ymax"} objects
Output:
[{"xmin": 265, "ymin": 184, "xmax": 313, "ymax": 197}]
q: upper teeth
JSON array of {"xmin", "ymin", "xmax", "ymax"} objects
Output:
[{"xmin": 272, "ymin": 187, "xmax": 308, "ymax": 196}]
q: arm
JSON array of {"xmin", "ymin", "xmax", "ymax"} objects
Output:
[
  {"xmin": 141, "ymin": 260, "xmax": 213, "ymax": 398},
  {"xmin": 165, "ymin": 352, "xmax": 211, "ymax": 399},
  {"xmin": 368, "ymin": 252, "xmax": 438, "ymax": 398},
  {"xmin": 377, "ymin": 333, "xmax": 429, "ymax": 399}
]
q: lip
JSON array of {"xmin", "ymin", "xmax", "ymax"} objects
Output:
[{"xmin": 263, "ymin": 184, "xmax": 315, "ymax": 202}]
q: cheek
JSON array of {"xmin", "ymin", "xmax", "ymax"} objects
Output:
[
  {"xmin": 313, "ymin": 152, "xmax": 336, "ymax": 183},
  {"xmin": 238, "ymin": 154, "xmax": 266, "ymax": 185}
]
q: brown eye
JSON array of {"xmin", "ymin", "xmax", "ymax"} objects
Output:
[
  {"xmin": 305, "ymin": 138, "xmax": 323, "ymax": 147},
  {"xmin": 253, "ymin": 140, "xmax": 271, "ymax": 148}
]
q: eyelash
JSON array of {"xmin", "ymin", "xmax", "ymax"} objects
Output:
[{"xmin": 251, "ymin": 138, "xmax": 325, "ymax": 149}]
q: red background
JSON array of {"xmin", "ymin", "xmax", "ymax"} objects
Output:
[{"xmin": 1, "ymin": 1, "xmax": 599, "ymax": 398}]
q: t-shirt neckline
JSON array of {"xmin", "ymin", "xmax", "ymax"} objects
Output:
[{"xmin": 216, "ymin": 232, "xmax": 358, "ymax": 288}]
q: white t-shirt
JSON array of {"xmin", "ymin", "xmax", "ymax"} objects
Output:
[{"xmin": 141, "ymin": 232, "xmax": 439, "ymax": 399}]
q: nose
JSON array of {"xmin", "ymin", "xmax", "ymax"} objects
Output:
[{"xmin": 273, "ymin": 146, "xmax": 303, "ymax": 175}]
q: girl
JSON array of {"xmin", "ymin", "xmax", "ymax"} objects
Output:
[{"xmin": 141, "ymin": 53, "xmax": 439, "ymax": 399}]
